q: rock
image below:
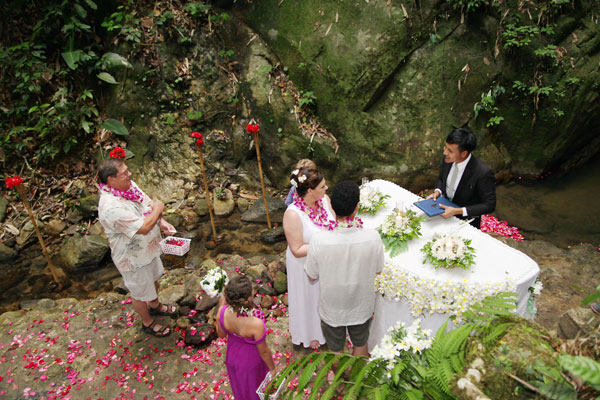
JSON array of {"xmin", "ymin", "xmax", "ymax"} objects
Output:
[
  {"xmin": 0, "ymin": 197, "xmax": 8, "ymax": 222},
  {"xmin": 215, "ymin": 254, "xmax": 249, "ymax": 275},
  {"xmin": 241, "ymin": 196, "xmax": 287, "ymax": 224},
  {"xmin": 158, "ymin": 284, "xmax": 186, "ymax": 307},
  {"xmin": 88, "ymin": 221, "xmax": 105, "ymax": 237},
  {"xmin": 111, "ymin": 278, "xmax": 128, "ymax": 295},
  {"xmin": 201, "ymin": 259, "xmax": 218, "ymax": 270},
  {"xmin": 164, "ymin": 213, "xmax": 183, "ymax": 230},
  {"xmin": 557, "ymin": 307, "xmax": 598, "ymax": 339},
  {"xmin": 273, "ymin": 242, "xmax": 287, "ymax": 253},
  {"xmin": 280, "ymin": 293, "xmax": 288, "ymax": 306},
  {"xmin": 237, "ymin": 198, "xmax": 250, "ymax": 213},
  {"xmin": 87, "ymin": 265, "xmax": 122, "ymax": 286},
  {"xmin": 272, "ymin": 307, "xmax": 284, "ymax": 318},
  {"xmin": 273, "ymin": 271, "xmax": 288, "ymax": 295},
  {"xmin": 60, "ymin": 234, "xmax": 109, "ymax": 274},
  {"xmin": 29, "ymin": 255, "xmax": 47, "ymax": 272},
  {"xmin": 184, "ymin": 324, "xmax": 217, "ymax": 348},
  {"xmin": 194, "ymin": 199, "xmax": 209, "ymax": 217},
  {"xmin": 246, "ymin": 264, "xmax": 266, "ymax": 280},
  {"xmin": 261, "ymin": 295, "xmax": 275, "ymax": 309},
  {"xmin": 267, "ymin": 260, "xmax": 286, "ymax": 275},
  {"xmin": 247, "ymin": 255, "xmax": 267, "ymax": 265},
  {"xmin": 0, "ymin": 241, "xmax": 17, "ymax": 261},
  {"xmin": 16, "ymin": 220, "xmax": 37, "ymax": 246},
  {"xmin": 212, "ymin": 189, "xmax": 235, "ymax": 217},
  {"xmin": 195, "ymin": 295, "xmax": 218, "ymax": 313},
  {"xmin": 66, "ymin": 209, "xmax": 82, "ymax": 223},
  {"xmin": 79, "ymin": 194, "xmax": 99, "ymax": 218},
  {"xmin": 257, "ymin": 285, "xmax": 274, "ymax": 296},
  {"xmin": 175, "ymin": 317, "xmax": 192, "ymax": 330},
  {"xmin": 260, "ymin": 226, "xmax": 285, "ymax": 244},
  {"xmin": 45, "ymin": 219, "xmax": 67, "ymax": 236},
  {"xmin": 19, "ymin": 298, "xmax": 56, "ymax": 310},
  {"xmin": 180, "ymin": 209, "xmax": 200, "ymax": 230}
]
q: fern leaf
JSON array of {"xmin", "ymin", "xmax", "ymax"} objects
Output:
[
  {"xmin": 298, "ymin": 352, "xmax": 328, "ymax": 389},
  {"xmin": 320, "ymin": 356, "xmax": 363, "ymax": 399},
  {"xmin": 482, "ymin": 322, "xmax": 510, "ymax": 347},
  {"xmin": 400, "ymin": 388, "xmax": 425, "ymax": 400},
  {"xmin": 308, "ymin": 353, "xmax": 348, "ymax": 400},
  {"xmin": 344, "ymin": 360, "xmax": 379, "ymax": 400}
]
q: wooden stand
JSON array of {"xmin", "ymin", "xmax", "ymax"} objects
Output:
[
  {"xmin": 197, "ymin": 146, "xmax": 218, "ymax": 241},
  {"xmin": 15, "ymin": 185, "xmax": 62, "ymax": 289},
  {"xmin": 252, "ymin": 131, "xmax": 272, "ymax": 229}
]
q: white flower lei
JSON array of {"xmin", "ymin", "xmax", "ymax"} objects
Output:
[{"xmin": 375, "ymin": 263, "xmax": 516, "ymax": 323}]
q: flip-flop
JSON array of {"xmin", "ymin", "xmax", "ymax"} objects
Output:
[
  {"xmin": 591, "ymin": 303, "xmax": 600, "ymax": 315},
  {"xmin": 148, "ymin": 302, "xmax": 179, "ymax": 317},
  {"xmin": 141, "ymin": 320, "xmax": 171, "ymax": 337}
]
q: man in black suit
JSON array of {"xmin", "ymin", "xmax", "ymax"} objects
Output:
[{"xmin": 427, "ymin": 128, "xmax": 496, "ymax": 229}]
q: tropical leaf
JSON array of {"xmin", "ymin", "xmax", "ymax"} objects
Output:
[
  {"xmin": 559, "ymin": 355, "xmax": 600, "ymax": 390},
  {"xmin": 124, "ymin": 149, "xmax": 135, "ymax": 159},
  {"xmin": 101, "ymin": 118, "xmax": 129, "ymax": 136},
  {"xmin": 100, "ymin": 52, "xmax": 132, "ymax": 68},
  {"xmin": 62, "ymin": 50, "xmax": 82, "ymax": 70},
  {"xmin": 97, "ymin": 72, "xmax": 118, "ymax": 84},
  {"xmin": 84, "ymin": 0, "xmax": 98, "ymax": 10}
]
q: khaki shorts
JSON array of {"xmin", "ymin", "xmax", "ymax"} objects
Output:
[
  {"xmin": 320, "ymin": 318, "xmax": 372, "ymax": 353},
  {"xmin": 120, "ymin": 258, "xmax": 164, "ymax": 301}
]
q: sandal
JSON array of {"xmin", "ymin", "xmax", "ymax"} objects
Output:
[
  {"xmin": 591, "ymin": 303, "xmax": 600, "ymax": 315},
  {"xmin": 141, "ymin": 320, "xmax": 171, "ymax": 337},
  {"xmin": 148, "ymin": 302, "xmax": 179, "ymax": 317}
]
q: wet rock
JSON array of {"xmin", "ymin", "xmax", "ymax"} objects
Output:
[
  {"xmin": 88, "ymin": 265, "xmax": 122, "ymax": 286},
  {"xmin": 184, "ymin": 324, "xmax": 217, "ymax": 348},
  {"xmin": 29, "ymin": 255, "xmax": 47, "ymax": 272},
  {"xmin": 19, "ymin": 298, "xmax": 57, "ymax": 310},
  {"xmin": 176, "ymin": 317, "xmax": 192, "ymax": 330},
  {"xmin": 79, "ymin": 194, "xmax": 99, "ymax": 218},
  {"xmin": 260, "ymin": 226, "xmax": 285, "ymax": 244},
  {"xmin": 267, "ymin": 260, "xmax": 286, "ymax": 275},
  {"xmin": 246, "ymin": 264, "xmax": 266, "ymax": 280},
  {"xmin": 16, "ymin": 220, "xmax": 37, "ymax": 246},
  {"xmin": 273, "ymin": 271, "xmax": 288, "ymax": 295},
  {"xmin": 213, "ymin": 189, "xmax": 235, "ymax": 217},
  {"xmin": 247, "ymin": 255, "xmax": 267, "ymax": 265},
  {"xmin": 88, "ymin": 221, "xmax": 105, "ymax": 237},
  {"xmin": 557, "ymin": 307, "xmax": 598, "ymax": 339},
  {"xmin": 272, "ymin": 307, "xmax": 285, "ymax": 318},
  {"xmin": 194, "ymin": 198, "xmax": 209, "ymax": 217},
  {"xmin": 237, "ymin": 198, "xmax": 250, "ymax": 213},
  {"xmin": 280, "ymin": 293, "xmax": 288, "ymax": 306},
  {"xmin": 164, "ymin": 213, "xmax": 183, "ymax": 230},
  {"xmin": 180, "ymin": 209, "xmax": 200, "ymax": 230},
  {"xmin": 45, "ymin": 219, "xmax": 67, "ymax": 236},
  {"xmin": 0, "ymin": 197, "xmax": 9, "ymax": 222},
  {"xmin": 273, "ymin": 242, "xmax": 287, "ymax": 253},
  {"xmin": 66, "ymin": 209, "xmax": 82, "ymax": 223},
  {"xmin": 112, "ymin": 278, "xmax": 128, "ymax": 295},
  {"xmin": 0, "ymin": 242, "xmax": 17, "ymax": 261},
  {"xmin": 195, "ymin": 295, "xmax": 218, "ymax": 313},
  {"xmin": 216, "ymin": 254, "xmax": 249, "ymax": 275},
  {"xmin": 202, "ymin": 259, "xmax": 218, "ymax": 270},
  {"xmin": 261, "ymin": 295, "xmax": 275, "ymax": 309},
  {"xmin": 257, "ymin": 285, "xmax": 274, "ymax": 296},
  {"xmin": 60, "ymin": 234, "xmax": 109, "ymax": 274},
  {"xmin": 241, "ymin": 196, "xmax": 286, "ymax": 224}
]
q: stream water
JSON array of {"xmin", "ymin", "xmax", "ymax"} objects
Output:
[{"xmin": 494, "ymin": 156, "xmax": 600, "ymax": 248}]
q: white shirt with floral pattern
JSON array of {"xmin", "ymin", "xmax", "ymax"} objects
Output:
[{"xmin": 98, "ymin": 181, "xmax": 162, "ymax": 273}]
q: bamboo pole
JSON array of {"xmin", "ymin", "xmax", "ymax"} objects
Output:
[
  {"xmin": 15, "ymin": 185, "xmax": 62, "ymax": 289},
  {"xmin": 252, "ymin": 130, "xmax": 272, "ymax": 229},
  {"xmin": 197, "ymin": 145, "xmax": 218, "ymax": 241}
]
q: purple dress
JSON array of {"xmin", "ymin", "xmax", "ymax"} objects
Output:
[{"xmin": 219, "ymin": 305, "xmax": 269, "ymax": 400}]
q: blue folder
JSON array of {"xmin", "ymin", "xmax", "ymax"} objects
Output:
[{"xmin": 413, "ymin": 197, "xmax": 459, "ymax": 217}]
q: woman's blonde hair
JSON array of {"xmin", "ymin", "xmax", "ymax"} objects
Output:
[{"xmin": 295, "ymin": 159, "xmax": 316, "ymax": 170}]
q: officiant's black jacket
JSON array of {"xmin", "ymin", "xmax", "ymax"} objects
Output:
[{"xmin": 435, "ymin": 155, "xmax": 496, "ymax": 228}]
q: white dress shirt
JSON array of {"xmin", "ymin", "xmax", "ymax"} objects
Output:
[{"xmin": 435, "ymin": 153, "xmax": 471, "ymax": 216}]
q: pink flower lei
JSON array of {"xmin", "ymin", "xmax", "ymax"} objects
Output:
[
  {"xmin": 98, "ymin": 182, "xmax": 144, "ymax": 204},
  {"xmin": 292, "ymin": 192, "xmax": 337, "ymax": 231}
]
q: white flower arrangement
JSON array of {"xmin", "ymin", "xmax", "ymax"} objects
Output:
[
  {"xmin": 374, "ymin": 263, "xmax": 516, "ymax": 323},
  {"xmin": 377, "ymin": 208, "xmax": 426, "ymax": 257},
  {"xmin": 292, "ymin": 169, "xmax": 299, "ymax": 176},
  {"xmin": 297, "ymin": 175, "xmax": 306, "ymax": 183},
  {"xmin": 200, "ymin": 267, "xmax": 229, "ymax": 297},
  {"xmin": 358, "ymin": 185, "xmax": 390, "ymax": 216},
  {"xmin": 370, "ymin": 319, "xmax": 433, "ymax": 376},
  {"xmin": 421, "ymin": 234, "xmax": 476, "ymax": 270},
  {"xmin": 527, "ymin": 278, "xmax": 543, "ymax": 315},
  {"xmin": 530, "ymin": 279, "xmax": 543, "ymax": 296}
]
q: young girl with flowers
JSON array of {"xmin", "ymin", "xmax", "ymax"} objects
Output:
[
  {"xmin": 283, "ymin": 167, "xmax": 335, "ymax": 349},
  {"xmin": 216, "ymin": 275, "xmax": 276, "ymax": 400}
]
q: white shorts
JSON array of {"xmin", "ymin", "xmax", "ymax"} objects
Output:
[{"xmin": 120, "ymin": 258, "xmax": 164, "ymax": 301}]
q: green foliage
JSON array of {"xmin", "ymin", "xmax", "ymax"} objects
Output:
[
  {"xmin": 186, "ymin": 2, "xmax": 212, "ymax": 17},
  {"xmin": 101, "ymin": 2, "xmax": 142, "ymax": 45},
  {"xmin": 186, "ymin": 111, "xmax": 203, "ymax": 120},
  {"xmin": 473, "ymin": 84, "xmax": 505, "ymax": 127},
  {"xmin": 447, "ymin": 0, "xmax": 489, "ymax": 13},
  {"xmin": 299, "ymin": 90, "xmax": 317, "ymax": 109},
  {"xmin": 559, "ymin": 355, "xmax": 600, "ymax": 391},
  {"xmin": 502, "ymin": 24, "xmax": 540, "ymax": 49},
  {"xmin": 101, "ymin": 119, "xmax": 129, "ymax": 136}
]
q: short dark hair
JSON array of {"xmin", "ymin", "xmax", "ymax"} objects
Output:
[
  {"xmin": 330, "ymin": 180, "xmax": 360, "ymax": 217},
  {"xmin": 446, "ymin": 128, "xmax": 477, "ymax": 153},
  {"xmin": 292, "ymin": 167, "xmax": 324, "ymax": 197},
  {"xmin": 224, "ymin": 275, "xmax": 253, "ymax": 314},
  {"xmin": 97, "ymin": 158, "xmax": 124, "ymax": 184}
]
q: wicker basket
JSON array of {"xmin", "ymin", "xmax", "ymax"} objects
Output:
[
  {"xmin": 256, "ymin": 372, "xmax": 286, "ymax": 400},
  {"xmin": 159, "ymin": 236, "xmax": 191, "ymax": 256}
]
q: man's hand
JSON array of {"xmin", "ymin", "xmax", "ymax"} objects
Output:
[
  {"xmin": 159, "ymin": 219, "xmax": 175, "ymax": 235},
  {"xmin": 426, "ymin": 190, "xmax": 441, "ymax": 201},
  {"xmin": 439, "ymin": 204, "xmax": 462, "ymax": 219}
]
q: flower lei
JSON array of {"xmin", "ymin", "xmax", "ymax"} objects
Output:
[
  {"xmin": 98, "ymin": 183, "xmax": 144, "ymax": 204},
  {"xmin": 335, "ymin": 217, "xmax": 364, "ymax": 229},
  {"xmin": 292, "ymin": 192, "xmax": 337, "ymax": 231}
]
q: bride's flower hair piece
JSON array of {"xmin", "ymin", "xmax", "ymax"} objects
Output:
[{"xmin": 224, "ymin": 275, "xmax": 254, "ymax": 315}]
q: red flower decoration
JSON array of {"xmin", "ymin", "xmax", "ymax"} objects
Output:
[
  {"xmin": 246, "ymin": 123, "xmax": 259, "ymax": 134},
  {"xmin": 109, "ymin": 147, "xmax": 125, "ymax": 158},
  {"xmin": 190, "ymin": 132, "xmax": 203, "ymax": 146},
  {"xmin": 5, "ymin": 176, "xmax": 23, "ymax": 189}
]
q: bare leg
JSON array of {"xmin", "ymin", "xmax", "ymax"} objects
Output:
[
  {"xmin": 147, "ymin": 280, "xmax": 160, "ymax": 309},
  {"xmin": 132, "ymin": 298, "xmax": 154, "ymax": 326},
  {"xmin": 351, "ymin": 344, "xmax": 368, "ymax": 357}
]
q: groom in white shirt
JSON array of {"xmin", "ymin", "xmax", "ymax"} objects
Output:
[
  {"xmin": 305, "ymin": 181, "xmax": 384, "ymax": 356},
  {"xmin": 428, "ymin": 128, "xmax": 496, "ymax": 228}
]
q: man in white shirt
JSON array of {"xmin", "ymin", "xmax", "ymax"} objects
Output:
[
  {"xmin": 428, "ymin": 128, "xmax": 496, "ymax": 228},
  {"xmin": 305, "ymin": 181, "xmax": 384, "ymax": 356},
  {"xmin": 97, "ymin": 158, "xmax": 177, "ymax": 338}
]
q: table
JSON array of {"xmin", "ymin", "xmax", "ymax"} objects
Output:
[{"xmin": 362, "ymin": 180, "xmax": 540, "ymax": 349}]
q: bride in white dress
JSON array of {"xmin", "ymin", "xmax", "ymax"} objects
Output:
[{"xmin": 283, "ymin": 167, "xmax": 335, "ymax": 349}]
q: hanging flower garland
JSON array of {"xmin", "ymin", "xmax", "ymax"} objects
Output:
[
  {"xmin": 109, "ymin": 147, "xmax": 125, "ymax": 158},
  {"xmin": 292, "ymin": 192, "xmax": 336, "ymax": 231}
]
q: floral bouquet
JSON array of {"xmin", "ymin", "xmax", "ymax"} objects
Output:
[
  {"xmin": 527, "ymin": 278, "xmax": 543, "ymax": 314},
  {"xmin": 200, "ymin": 267, "xmax": 229, "ymax": 297},
  {"xmin": 369, "ymin": 319, "xmax": 433, "ymax": 376},
  {"xmin": 377, "ymin": 208, "xmax": 426, "ymax": 257},
  {"xmin": 421, "ymin": 234, "xmax": 475, "ymax": 270},
  {"xmin": 358, "ymin": 185, "xmax": 390, "ymax": 215}
]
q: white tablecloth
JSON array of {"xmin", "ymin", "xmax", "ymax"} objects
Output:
[{"xmin": 363, "ymin": 180, "xmax": 540, "ymax": 349}]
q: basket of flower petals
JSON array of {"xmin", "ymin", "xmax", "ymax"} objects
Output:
[
  {"xmin": 257, "ymin": 372, "xmax": 286, "ymax": 400},
  {"xmin": 160, "ymin": 236, "xmax": 191, "ymax": 256}
]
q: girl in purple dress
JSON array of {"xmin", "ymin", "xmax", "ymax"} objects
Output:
[{"xmin": 216, "ymin": 276, "xmax": 277, "ymax": 399}]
